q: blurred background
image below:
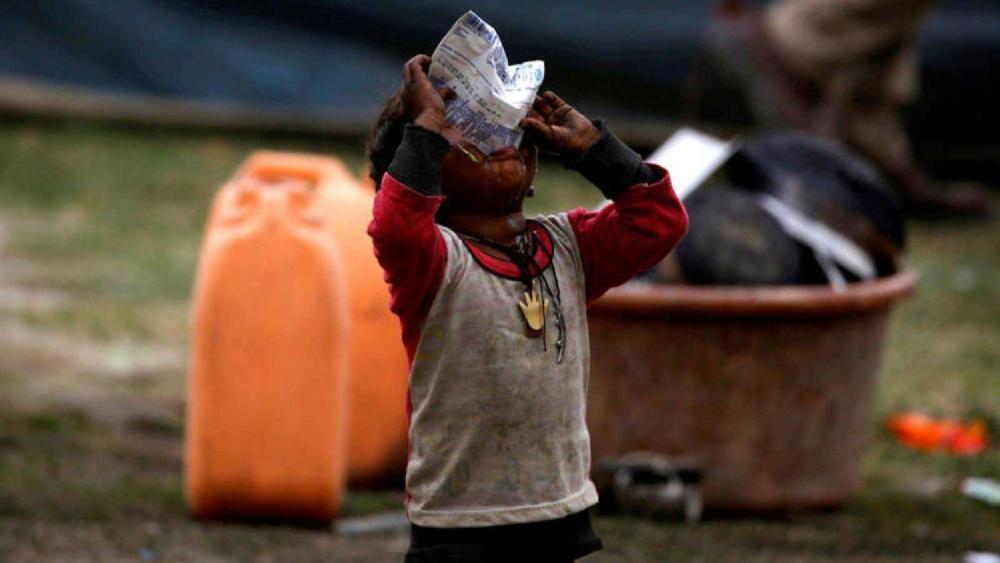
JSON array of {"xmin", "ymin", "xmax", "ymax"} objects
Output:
[{"xmin": 0, "ymin": 1, "xmax": 997, "ymax": 561}]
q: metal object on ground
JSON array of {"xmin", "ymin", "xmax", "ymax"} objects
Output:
[{"xmin": 595, "ymin": 452, "xmax": 703, "ymax": 523}]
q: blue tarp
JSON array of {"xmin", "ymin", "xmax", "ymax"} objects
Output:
[
  {"xmin": 1, "ymin": 1, "xmax": 997, "ymax": 153},
  {"xmin": 0, "ymin": 1, "xmax": 705, "ymax": 133}
]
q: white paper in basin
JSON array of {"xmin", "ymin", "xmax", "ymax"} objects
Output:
[{"xmin": 646, "ymin": 127, "xmax": 736, "ymax": 200}]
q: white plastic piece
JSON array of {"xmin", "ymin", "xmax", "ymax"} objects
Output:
[
  {"xmin": 965, "ymin": 552, "xmax": 1000, "ymax": 563},
  {"xmin": 757, "ymin": 194, "xmax": 876, "ymax": 289},
  {"xmin": 646, "ymin": 127, "xmax": 736, "ymax": 201},
  {"xmin": 962, "ymin": 477, "xmax": 1000, "ymax": 506}
]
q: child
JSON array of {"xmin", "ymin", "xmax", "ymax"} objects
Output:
[{"xmin": 367, "ymin": 54, "xmax": 688, "ymax": 562}]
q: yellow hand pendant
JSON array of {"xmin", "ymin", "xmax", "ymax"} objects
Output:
[{"xmin": 518, "ymin": 288, "xmax": 549, "ymax": 337}]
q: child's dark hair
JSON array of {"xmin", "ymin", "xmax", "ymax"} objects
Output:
[{"xmin": 366, "ymin": 89, "xmax": 410, "ymax": 190}]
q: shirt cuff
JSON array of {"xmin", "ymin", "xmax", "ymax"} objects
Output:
[
  {"xmin": 563, "ymin": 119, "xmax": 659, "ymax": 199},
  {"xmin": 386, "ymin": 124, "xmax": 451, "ymax": 196},
  {"xmin": 380, "ymin": 173, "xmax": 447, "ymax": 213}
]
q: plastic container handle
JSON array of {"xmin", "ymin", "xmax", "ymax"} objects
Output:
[{"xmin": 236, "ymin": 151, "xmax": 352, "ymax": 188}]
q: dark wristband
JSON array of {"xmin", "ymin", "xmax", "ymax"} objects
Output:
[
  {"xmin": 564, "ymin": 119, "xmax": 659, "ymax": 199},
  {"xmin": 386, "ymin": 124, "xmax": 451, "ymax": 196}
]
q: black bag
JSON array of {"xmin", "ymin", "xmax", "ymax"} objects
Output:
[{"xmin": 669, "ymin": 132, "xmax": 906, "ymax": 286}]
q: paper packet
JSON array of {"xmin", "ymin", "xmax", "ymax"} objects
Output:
[{"xmin": 428, "ymin": 11, "xmax": 545, "ymax": 154}]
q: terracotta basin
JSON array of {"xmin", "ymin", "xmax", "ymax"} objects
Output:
[{"xmin": 586, "ymin": 270, "xmax": 917, "ymax": 512}]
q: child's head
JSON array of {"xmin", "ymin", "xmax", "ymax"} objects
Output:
[{"xmin": 367, "ymin": 89, "xmax": 537, "ymax": 220}]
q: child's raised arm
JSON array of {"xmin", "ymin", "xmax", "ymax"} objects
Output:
[
  {"xmin": 521, "ymin": 92, "xmax": 689, "ymax": 302},
  {"xmin": 367, "ymin": 55, "xmax": 454, "ymax": 361}
]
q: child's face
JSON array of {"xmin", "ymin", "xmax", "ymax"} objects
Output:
[{"xmin": 438, "ymin": 129, "xmax": 537, "ymax": 215}]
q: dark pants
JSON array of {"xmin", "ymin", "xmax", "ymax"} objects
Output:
[{"xmin": 404, "ymin": 509, "xmax": 602, "ymax": 563}]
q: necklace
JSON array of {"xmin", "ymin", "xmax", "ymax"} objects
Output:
[{"xmin": 459, "ymin": 225, "xmax": 566, "ymax": 363}]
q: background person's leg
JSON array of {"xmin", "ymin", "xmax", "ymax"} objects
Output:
[
  {"xmin": 836, "ymin": 44, "xmax": 991, "ymax": 216},
  {"xmin": 762, "ymin": 0, "xmax": 989, "ymax": 217},
  {"xmin": 763, "ymin": 0, "xmax": 934, "ymax": 87},
  {"xmin": 690, "ymin": 0, "xmax": 991, "ymax": 217}
]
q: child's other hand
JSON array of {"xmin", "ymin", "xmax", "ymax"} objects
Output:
[
  {"xmin": 401, "ymin": 54, "xmax": 454, "ymax": 134},
  {"xmin": 519, "ymin": 91, "xmax": 600, "ymax": 160}
]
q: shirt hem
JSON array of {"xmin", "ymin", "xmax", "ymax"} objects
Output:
[{"xmin": 407, "ymin": 481, "xmax": 599, "ymax": 528}]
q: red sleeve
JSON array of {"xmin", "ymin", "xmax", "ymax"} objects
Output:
[
  {"xmin": 366, "ymin": 173, "xmax": 448, "ymax": 363},
  {"xmin": 567, "ymin": 164, "xmax": 688, "ymax": 303}
]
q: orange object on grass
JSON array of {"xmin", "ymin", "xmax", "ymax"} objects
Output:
[
  {"xmin": 186, "ymin": 161, "xmax": 349, "ymax": 522},
  {"xmin": 236, "ymin": 152, "xmax": 411, "ymax": 487},
  {"xmin": 309, "ymin": 159, "xmax": 411, "ymax": 488},
  {"xmin": 887, "ymin": 412, "xmax": 987, "ymax": 455}
]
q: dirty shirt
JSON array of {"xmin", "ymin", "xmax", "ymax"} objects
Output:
[{"xmin": 367, "ymin": 126, "xmax": 687, "ymax": 528}]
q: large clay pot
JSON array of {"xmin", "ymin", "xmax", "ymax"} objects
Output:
[
  {"xmin": 186, "ymin": 165, "xmax": 349, "ymax": 522},
  {"xmin": 586, "ymin": 271, "xmax": 917, "ymax": 512}
]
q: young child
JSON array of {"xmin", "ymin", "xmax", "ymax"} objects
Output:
[{"xmin": 367, "ymin": 54, "xmax": 688, "ymax": 562}]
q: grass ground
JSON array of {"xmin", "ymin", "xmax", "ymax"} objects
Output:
[{"xmin": 0, "ymin": 116, "xmax": 997, "ymax": 562}]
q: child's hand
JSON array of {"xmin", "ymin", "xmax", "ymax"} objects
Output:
[
  {"xmin": 519, "ymin": 91, "xmax": 600, "ymax": 160},
  {"xmin": 400, "ymin": 54, "xmax": 454, "ymax": 134}
]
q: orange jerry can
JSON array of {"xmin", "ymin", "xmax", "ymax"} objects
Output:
[
  {"xmin": 236, "ymin": 152, "xmax": 411, "ymax": 487},
  {"xmin": 186, "ymin": 157, "xmax": 349, "ymax": 522}
]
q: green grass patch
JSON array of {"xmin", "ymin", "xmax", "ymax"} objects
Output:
[{"xmin": 0, "ymin": 409, "xmax": 184, "ymax": 523}]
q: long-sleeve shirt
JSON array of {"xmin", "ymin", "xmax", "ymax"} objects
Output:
[{"xmin": 367, "ymin": 122, "xmax": 687, "ymax": 527}]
